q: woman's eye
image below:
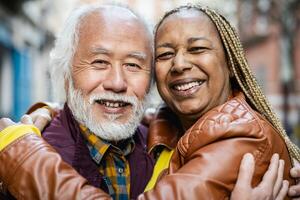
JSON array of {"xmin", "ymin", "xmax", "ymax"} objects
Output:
[
  {"xmin": 188, "ymin": 47, "xmax": 207, "ymax": 53},
  {"xmin": 156, "ymin": 52, "xmax": 174, "ymax": 60}
]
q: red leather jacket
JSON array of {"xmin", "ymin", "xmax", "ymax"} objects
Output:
[{"xmin": 0, "ymin": 92, "xmax": 295, "ymax": 199}]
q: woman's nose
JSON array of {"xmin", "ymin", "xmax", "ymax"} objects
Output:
[{"xmin": 171, "ymin": 52, "xmax": 192, "ymax": 73}]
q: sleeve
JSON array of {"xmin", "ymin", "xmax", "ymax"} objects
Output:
[
  {"xmin": 0, "ymin": 133, "xmax": 112, "ymax": 200},
  {"xmin": 0, "ymin": 124, "xmax": 41, "ymax": 151}
]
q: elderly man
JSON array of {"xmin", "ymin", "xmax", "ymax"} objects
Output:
[
  {"xmin": 1, "ymin": 4, "xmax": 154, "ymax": 200},
  {"xmin": 0, "ymin": 3, "xmax": 298, "ymax": 200}
]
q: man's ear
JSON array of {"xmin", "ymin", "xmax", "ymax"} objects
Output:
[{"xmin": 64, "ymin": 78, "xmax": 69, "ymax": 94}]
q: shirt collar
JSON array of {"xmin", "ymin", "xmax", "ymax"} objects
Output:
[{"xmin": 79, "ymin": 125, "xmax": 135, "ymax": 164}]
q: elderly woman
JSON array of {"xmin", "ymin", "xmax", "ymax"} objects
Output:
[
  {"xmin": 140, "ymin": 5, "xmax": 299, "ymax": 199},
  {"xmin": 0, "ymin": 4, "xmax": 300, "ymax": 200}
]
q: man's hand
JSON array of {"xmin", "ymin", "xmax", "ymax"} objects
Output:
[
  {"xmin": 231, "ymin": 153, "xmax": 289, "ymax": 200},
  {"xmin": 288, "ymin": 159, "xmax": 300, "ymax": 199}
]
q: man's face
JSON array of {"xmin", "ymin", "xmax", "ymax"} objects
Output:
[{"xmin": 67, "ymin": 11, "xmax": 152, "ymax": 141}]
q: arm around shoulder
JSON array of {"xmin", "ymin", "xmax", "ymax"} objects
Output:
[
  {"xmin": 138, "ymin": 134, "xmax": 271, "ymax": 200},
  {"xmin": 0, "ymin": 133, "xmax": 111, "ymax": 200}
]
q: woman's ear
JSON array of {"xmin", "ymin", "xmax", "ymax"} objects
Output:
[
  {"xmin": 225, "ymin": 56, "xmax": 234, "ymax": 78},
  {"xmin": 227, "ymin": 62, "xmax": 234, "ymax": 78},
  {"xmin": 229, "ymin": 68, "xmax": 234, "ymax": 78}
]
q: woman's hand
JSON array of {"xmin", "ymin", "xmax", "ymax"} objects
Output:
[
  {"xmin": 231, "ymin": 153, "xmax": 289, "ymax": 200},
  {"xmin": 28, "ymin": 107, "xmax": 52, "ymax": 131},
  {"xmin": 0, "ymin": 115, "xmax": 34, "ymax": 132},
  {"xmin": 0, "ymin": 118, "xmax": 17, "ymax": 132},
  {"xmin": 0, "ymin": 106, "xmax": 51, "ymax": 133}
]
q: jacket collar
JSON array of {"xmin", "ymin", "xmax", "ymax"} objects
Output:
[
  {"xmin": 147, "ymin": 105, "xmax": 183, "ymax": 154},
  {"xmin": 147, "ymin": 91, "xmax": 245, "ymax": 154}
]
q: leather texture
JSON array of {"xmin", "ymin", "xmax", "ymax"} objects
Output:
[
  {"xmin": 0, "ymin": 133, "xmax": 111, "ymax": 200},
  {"xmin": 139, "ymin": 92, "xmax": 294, "ymax": 199}
]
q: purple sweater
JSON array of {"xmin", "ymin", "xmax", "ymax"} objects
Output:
[{"xmin": 42, "ymin": 104, "xmax": 154, "ymax": 199}]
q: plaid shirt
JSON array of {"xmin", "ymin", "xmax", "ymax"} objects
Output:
[{"xmin": 80, "ymin": 125, "xmax": 135, "ymax": 200}]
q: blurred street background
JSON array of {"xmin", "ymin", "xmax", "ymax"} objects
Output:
[{"xmin": 0, "ymin": 0, "xmax": 300, "ymax": 145}]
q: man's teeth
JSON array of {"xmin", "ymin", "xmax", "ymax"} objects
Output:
[
  {"xmin": 97, "ymin": 100, "xmax": 127, "ymax": 108},
  {"xmin": 174, "ymin": 81, "xmax": 203, "ymax": 91}
]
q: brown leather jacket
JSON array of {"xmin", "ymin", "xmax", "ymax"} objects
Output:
[
  {"xmin": 0, "ymin": 92, "xmax": 294, "ymax": 199},
  {"xmin": 143, "ymin": 92, "xmax": 294, "ymax": 199}
]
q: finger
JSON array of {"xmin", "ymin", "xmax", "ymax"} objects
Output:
[
  {"xmin": 288, "ymin": 184, "xmax": 300, "ymax": 197},
  {"xmin": 20, "ymin": 115, "xmax": 33, "ymax": 125},
  {"xmin": 288, "ymin": 160, "xmax": 300, "ymax": 198},
  {"xmin": 273, "ymin": 159, "xmax": 285, "ymax": 197},
  {"xmin": 258, "ymin": 154, "xmax": 280, "ymax": 189},
  {"xmin": 29, "ymin": 108, "xmax": 51, "ymax": 122},
  {"xmin": 293, "ymin": 158, "xmax": 300, "ymax": 167},
  {"xmin": 0, "ymin": 118, "xmax": 16, "ymax": 131},
  {"xmin": 290, "ymin": 168, "xmax": 299, "ymax": 178},
  {"xmin": 275, "ymin": 180, "xmax": 289, "ymax": 200},
  {"xmin": 291, "ymin": 198, "xmax": 300, "ymax": 200},
  {"xmin": 33, "ymin": 116, "xmax": 50, "ymax": 131},
  {"xmin": 290, "ymin": 159, "xmax": 300, "ymax": 180},
  {"xmin": 235, "ymin": 153, "xmax": 255, "ymax": 189}
]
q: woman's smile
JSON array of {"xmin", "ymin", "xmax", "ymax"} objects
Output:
[{"xmin": 169, "ymin": 78, "xmax": 205, "ymax": 98}]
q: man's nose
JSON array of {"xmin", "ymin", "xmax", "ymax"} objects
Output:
[
  {"xmin": 171, "ymin": 51, "xmax": 192, "ymax": 73},
  {"xmin": 103, "ymin": 66, "xmax": 127, "ymax": 93}
]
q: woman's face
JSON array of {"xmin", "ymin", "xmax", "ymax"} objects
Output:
[{"xmin": 155, "ymin": 10, "xmax": 232, "ymax": 129}]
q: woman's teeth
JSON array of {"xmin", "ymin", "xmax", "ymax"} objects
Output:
[{"xmin": 173, "ymin": 81, "xmax": 203, "ymax": 91}]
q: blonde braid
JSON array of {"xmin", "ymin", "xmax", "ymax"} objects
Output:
[
  {"xmin": 155, "ymin": 5, "xmax": 300, "ymax": 163},
  {"xmin": 204, "ymin": 8, "xmax": 300, "ymax": 163}
]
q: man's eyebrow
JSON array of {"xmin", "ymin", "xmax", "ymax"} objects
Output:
[
  {"xmin": 187, "ymin": 37, "xmax": 212, "ymax": 44},
  {"xmin": 127, "ymin": 52, "xmax": 147, "ymax": 61},
  {"xmin": 90, "ymin": 47, "xmax": 111, "ymax": 55},
  {"xmin": 156, "ymin": 43, "xmax": 173, "ymax": 49}
]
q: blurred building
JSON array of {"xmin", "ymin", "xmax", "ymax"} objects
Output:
[
  {"xmin": 0, "ymin": 0, "xmax": 299, "ymax": 142},
  {"xmin": 0, "ymin": 0, "xmax": 79, "ymax": 120},
  {"xmin": 236, "ymin": 0, "xmax": 300, "ymax": 139},
  {"xmin": 0, "ymin": 0, "xmax": 54, "ymax": 120}
]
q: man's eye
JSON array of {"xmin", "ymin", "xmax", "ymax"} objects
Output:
[
  {"xmin": 124, "ymin": 63, "xmax": 141, "ymax": 70},
  {"xmin": 91, "ymin": 60, "xmax": 109, "ymax": 69},
  {"xmin": 91, "ymin": 59, "xmax": 109, "ymax": 65},
  {"xmin": 155, "ymin": 52, "xmax": 174, "ymax": 61}
]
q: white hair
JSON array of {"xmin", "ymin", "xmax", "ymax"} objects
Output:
[{"xmin": 49, "ymin": 3, "xmax": 154, "ymax": 103}]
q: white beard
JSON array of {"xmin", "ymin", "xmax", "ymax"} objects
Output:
[{"xmin": 67, "ymin": 81, "xmax": 150, "ymax": 141}]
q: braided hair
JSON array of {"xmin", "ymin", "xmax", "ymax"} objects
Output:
[{"xmin": 154, "ymin": 4, "xmax": 300, "ymax": 164}]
